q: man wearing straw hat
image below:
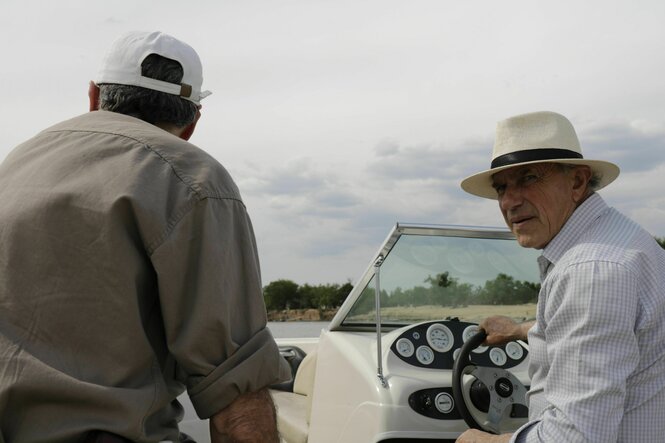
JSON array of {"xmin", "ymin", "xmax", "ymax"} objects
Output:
[
  {"xmin": 457, "ymin": 111, "xmax": 665, "ymax": 442},
  {"xmin": 0, "ymin": 31, "xmax": 288, "ymax": 442}
]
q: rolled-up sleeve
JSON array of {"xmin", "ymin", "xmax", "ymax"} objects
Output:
[{"xmin": 150, "ymin": 196, "xmax": 290, "ymax": 418}]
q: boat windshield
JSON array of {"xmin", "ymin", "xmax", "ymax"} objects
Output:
[{"xmin": 341, "ymin": 230, "xmax": 541, "ymax": 328}]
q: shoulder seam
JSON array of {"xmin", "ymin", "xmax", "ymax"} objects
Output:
[
  {"xmin": 53, "ymin": 128, "xmax": 205, "ymax": 198},
  {"xmin": 42, "ymin": 127, "xmax": 229, "ymax": 201},
  {"xmin": 146, "ymin": 196, "xmax": 246, "ymax": 255}
]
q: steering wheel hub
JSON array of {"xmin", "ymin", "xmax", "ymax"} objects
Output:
[{"xmin": 495, "ymin": 377, "xmax": 514, "ymax": 398}]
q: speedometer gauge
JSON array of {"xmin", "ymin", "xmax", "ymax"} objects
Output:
[{"xmin": 426, "ymin": 323, "xmax": 454, "ymax": 353}]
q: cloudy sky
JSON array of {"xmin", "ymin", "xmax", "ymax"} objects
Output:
[{"xmin": 2, "ymin": 0, "xmax": 664, "ymax": 285}]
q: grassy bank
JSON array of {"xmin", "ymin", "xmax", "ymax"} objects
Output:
[
  {"xmin": 268, "ymin": 303, "xmax": 537, "ymax": 323},
  {"xmin": 267, "ymin": 308, "xmax": 339, "ymax": 322},
  {"xmin": 345, "ymin": 303, "xmax": 537, "ymax": 323}
]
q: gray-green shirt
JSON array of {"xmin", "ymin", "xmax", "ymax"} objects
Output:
[{"xmin": 0, "ymin": 111, "xmax": 289, "ymax": 442}]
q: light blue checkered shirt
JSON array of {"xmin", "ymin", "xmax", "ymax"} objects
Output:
[{"xmin": 512, "ymin": 193, "xmax": 665, "ymax": 443}]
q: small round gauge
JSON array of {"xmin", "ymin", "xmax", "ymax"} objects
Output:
[
  {"xmin": 453, "ymin": 348, "xmax": 461, "ymax": 361},
  {"xmin": 489, "ymin": 348, "xmax": 507, "ymax": 366},
  {"xmin": 463, "ymin": 325, "xmax": 488, "ymax": 354},
  {"xmin": 416, "ymin": 345, "xmax": 435, "ymax": 365},
  {"xmin": 396, "ymin": 338, "xmax": 415, "ymax": 358},
  {"xmin": 426, "ymin": 323, "xmax": 454, "ymax": 353},
  {"xmin": 462, "ymin": 325, "xmax": 481, "ymax": 342},
  {"xmin": 435, "ymin": 392, "xmax": 455, "ymax": 414},
  {"xmin": 506, "ymin": 341, "xmax": 524, "ymax": 360}
]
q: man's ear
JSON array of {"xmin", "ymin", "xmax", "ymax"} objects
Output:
[
  {"xmin": 88, "ymin": 81, "xmax": 100, "ymax": 111},
  {"xmin": 179, "ymin": 108, "xmax": 202, "ymax": 141},
  {"xmin": 571, "ymin": 165, "xmax": 592, "ymax": 202}
]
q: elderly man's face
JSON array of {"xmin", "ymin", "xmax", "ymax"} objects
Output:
[{"xmin": 491, "ymin": 163, "xmax": 589, "ymax": 249}]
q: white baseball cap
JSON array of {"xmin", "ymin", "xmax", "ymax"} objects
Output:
[{"xmin": 95, "ymin": 31, "xmax": 211, "ymax": 105}]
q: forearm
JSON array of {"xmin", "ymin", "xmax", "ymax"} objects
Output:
[{"xmin": 210, "ymin": 389, "xmax": 280, "ymax": 443}]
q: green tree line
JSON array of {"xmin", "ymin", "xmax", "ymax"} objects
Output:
[
  {"xmin": 264, "ymin": 279, "xmax": 354, "ymax": 311},
  {"xmin": 350, "ymin": 271, "xmax": 541, "ymax": 315},
  {"xmin": 264, "ymin": 238, "xmax": 664, "ymax": 312}
]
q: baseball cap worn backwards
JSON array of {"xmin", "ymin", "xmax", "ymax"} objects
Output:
[{"xmin": 95, "ymin": 31, "xmax": 211, "ymax": 105}]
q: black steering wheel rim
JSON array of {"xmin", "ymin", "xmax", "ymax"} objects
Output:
[
  {"xmin": 452, "ymin": 330, "xmax": 529, "ymax": 434},
  {"xmin": 452, "ymin": 330, "xmax": 488, "ymax": 431}
]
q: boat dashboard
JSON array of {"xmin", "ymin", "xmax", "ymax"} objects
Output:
[
  {"xmin": 390, "ymin": 319, "xmax": 527, "ymax": 370},
  {"xmin": 382, "ymin": 319, "xmax": 529, "ymax": 424}
]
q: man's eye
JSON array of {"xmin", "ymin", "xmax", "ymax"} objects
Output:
[
  {"xmin": 493, "ymin": 185, "xmax": 506, "ymax": 196},
  {"xmin": 521, "ymin": 174, "xmax": 538, "ymax": 184}
]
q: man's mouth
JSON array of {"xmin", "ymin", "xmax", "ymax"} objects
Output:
[{"xmin": 510, "ymin": 216, "xmax": 534, "ymax": 228}]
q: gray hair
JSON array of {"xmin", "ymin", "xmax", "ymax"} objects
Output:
[
  {"xmin": 558, "ymin": 163, "xmax": 602, "ymax": 191},
  {"xmin": 98, "ymin": 54, "xmax": 198, "ymax": 127}
]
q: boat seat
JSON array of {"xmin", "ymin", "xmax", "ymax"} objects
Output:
[
  {"xmin": 272, "ymin": 346, "xmax": 307, "ymax": 392},
  {"xmin": 272, "ymin": 349, "xmax": 318, "ymax": 443}
]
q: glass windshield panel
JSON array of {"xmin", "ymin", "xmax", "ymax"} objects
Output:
[{"xmin": 343, "ymin": 233, "xmax": 541, "ymax": 326}]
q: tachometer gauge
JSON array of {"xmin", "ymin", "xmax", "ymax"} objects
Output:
[
  {"xmin": 416, "ymin": 345, "xmax": 435, "ymax": 365},
  {"xmin": 489, "ymin": 348, "xmax": 507, "ymax": 366},
  {"xmin": 462, "ymin": 325, "xmax": 488, "ymax": 354},
  {"xmin": 426, "ymin": 323, "xmax": 454, "ymax": 353},
  {"xmin": 396, "ymin": 338, "xmax": 415, "ymax": 358},
  {"xmin": 506, "ymin": 341, "xmax": 524, "ymax": 360}
]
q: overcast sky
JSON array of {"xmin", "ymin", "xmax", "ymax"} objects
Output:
[{"xmin": 2, "ymin": 0, "xmax": 664, "ymax": 285}]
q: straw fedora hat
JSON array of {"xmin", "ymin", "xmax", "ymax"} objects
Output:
[{"xmin": 460, "ymin": 111, "xmax": 620, "ymax": 199}]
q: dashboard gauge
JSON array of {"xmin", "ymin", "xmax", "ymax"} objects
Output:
[
  {"xmin": 462, "ymin": 325, "xmax": 488, "ymax": 354},
  {"xmin": 506, "ymin": 341, "xmax": 524, "ymax": 360},
  {"xmin": 435, "ymin": 392, "xmax": 454, "ymax": 414},
  {"xmin": 489, "ymin": 348, "xmax": 507, "ymax": 366},
  {"xmin": 416, "ymin": 345, "xmax": 435, "ymax": 365},
  {"xmin": 453, "ymin": 348, "xmax": 461, "ymax": 361},
  {"xmin": 462, "ymin": 325, "xmax": 477, "ymax": 342},
  {"xmin": 426, "ymin": 323, "xmax": 454, "ymax": 353},
  {"xmin": 396, "ymin": 338, "xmax": 415, "ymax": 357}
]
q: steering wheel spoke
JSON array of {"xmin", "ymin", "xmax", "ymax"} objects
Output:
[{"xmin": 484, "ymin": 408, "xmax": 503, "ymax": 434}]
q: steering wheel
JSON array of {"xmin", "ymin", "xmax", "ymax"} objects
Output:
[{"xmin": 452, "ymin": 330, "xmax": 528, "ymax": 434}]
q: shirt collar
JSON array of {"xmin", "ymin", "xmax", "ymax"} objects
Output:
[
  {"xmin": 541, "ymin": 192, "xmax": 609, "ymax": 267},
  {"xmin": 537, "ymin": 255, "xmax": 552, "ymax": 282}
]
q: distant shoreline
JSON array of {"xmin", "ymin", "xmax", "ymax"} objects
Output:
[
  {"xmin": 267, "ymin": 308, "xmax": 338, "ymax": 322},
  {"xmin": 267, "ymin": 303, "xmax": 537, "ymax": 323}
]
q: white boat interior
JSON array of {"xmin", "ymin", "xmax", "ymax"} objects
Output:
[{"xmin": 181, "ymin": 223, "xmax": 541, "ymax": 442}]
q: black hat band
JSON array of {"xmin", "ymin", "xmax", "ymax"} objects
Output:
[{"xmin": 491, "ymin": 148, "xmax": 583, "ymax": 169}]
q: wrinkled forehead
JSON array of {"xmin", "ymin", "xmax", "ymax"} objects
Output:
[{"xmin": 490, "ymin": 162, "xmax": 561, "ymax": 185}]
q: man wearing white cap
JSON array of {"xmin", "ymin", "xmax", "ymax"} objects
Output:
[
  {"xmin": 457, "ymin": 111, "xmax": 665, "ymax": 443},
  {"xmin": 0, "ymin": 31, "xmax": 288, "ymax": 442}
]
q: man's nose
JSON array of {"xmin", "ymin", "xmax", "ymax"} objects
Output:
[{"xmin": 499, "ymin": 185, "xmax": 523, "ymax": 211}]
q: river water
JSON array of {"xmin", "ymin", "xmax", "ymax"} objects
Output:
[{"xmin": 267, "ymin": 321, "xmax": 329, "ymax": 338}]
